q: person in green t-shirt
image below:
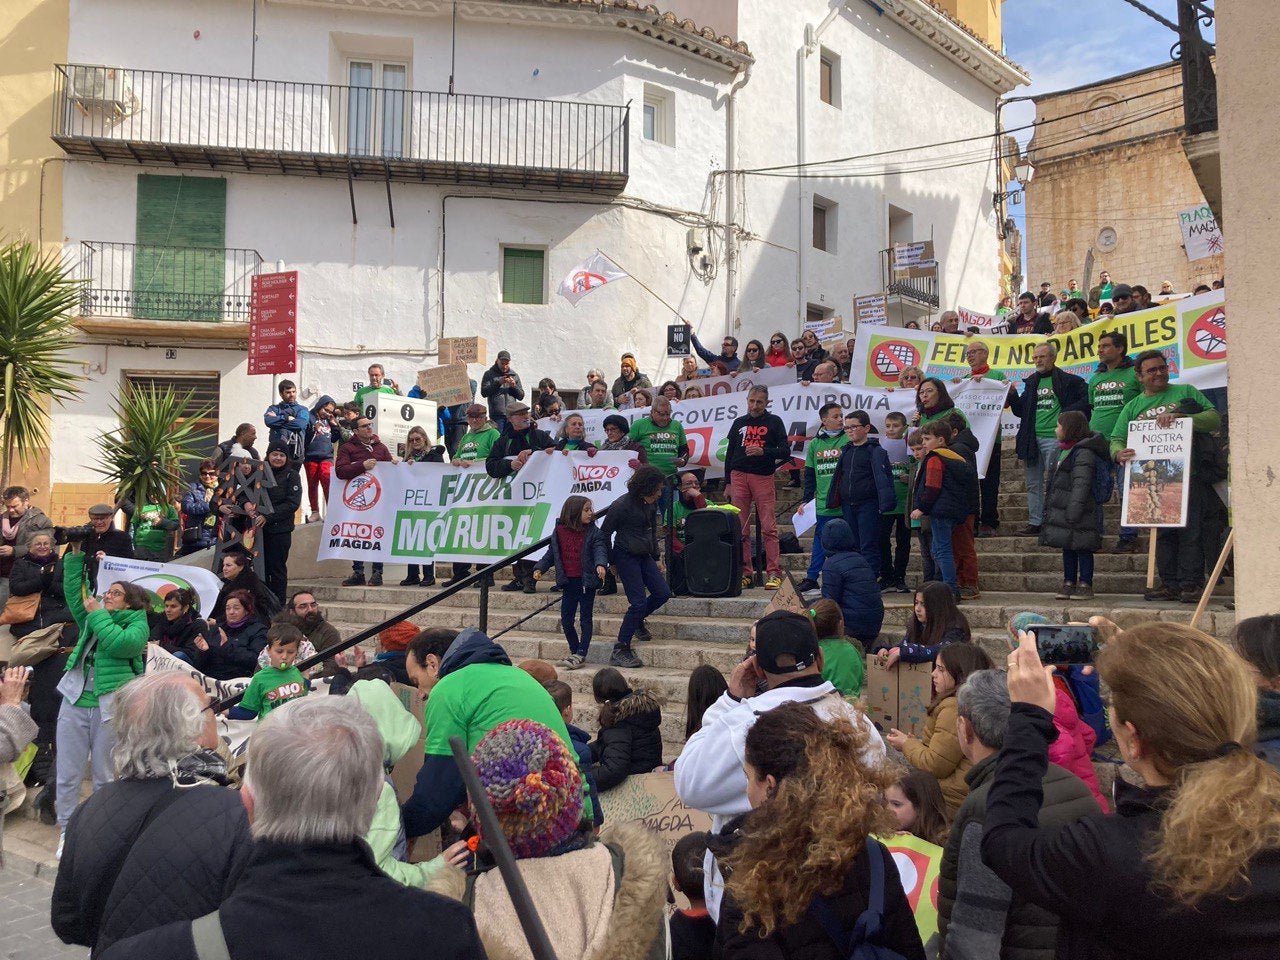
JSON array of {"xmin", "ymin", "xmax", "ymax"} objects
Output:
[
  {"xmin": 1109, "ymin": 350, "xmax": 1222, "ymax": 601},
  {"xmin": 354, "ymin": 362, "xmax": 400, "ymax": 410},
  {"xmin": 810, "ymin": 598, "xmax": 865, "ymax": 700},
  {"xmin": 628, "ymin": 397, "xmax": 689, "ymax": 477},
  {"xmin": 231, "ymin": 624, "xmax": 309, "ymax": 720},
  {"xmin": 797, "ymin": 402, "xmax": 850, "ymax": 592},
  {"xmin": 443, "ymin": 404, "xmax": 503, "ymax": 586},
  {"xmin": 401, "ymin": 626, "xmax": 577, "ymax": 839},
  {"xmin": 1088, "ymin": 331, "xmax": 1143, "ymax": 551},
  {"xmin": 126, "ymin": 499, "xmax": 180, "ymax": 561}
]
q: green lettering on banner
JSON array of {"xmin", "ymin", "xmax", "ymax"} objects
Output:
[{"xmin": 393, "ymin": 504, "xmax": 552, "ymax": 559}]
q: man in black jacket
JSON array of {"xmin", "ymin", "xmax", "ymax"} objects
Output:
[
  {"xmin": 52, "ymin": 673, "xmax": 248, "ymax": 953},
  {"xmin": 938, "ymin": 669, "xmax": 1099, "ymax": 959},
  {"xmin": 74, "ymin": 504, "xmax": 135, "ymax": 585},
  {"xmin": 262, "ymin": 442, "xmax": 302, "ymax": 604},
  {"xmin": 98, "ymin": 696, "xmax": 484, "ymax": 960},
  {"xmin": 480, "ymin": 349, "xmax": 524, "ymax": 431},
  {"xmin": 725, "ymin": 386, "xmax": 791, "ymax": 590},
  {"xmin": 1008, "ymin": 343, "xmax": 1089, "ymax": 536},
  {"xmin": 485, "ymin": 401, "xmax": 554, "ymax": 592}
]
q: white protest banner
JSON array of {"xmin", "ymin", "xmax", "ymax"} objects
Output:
[
  {"xmin": 957, "ymin": 306, "xmax": 1000, "ymax": 330},
  {"xmin": 850, "ymin": 292, "xmax": 1226, "ymax": 392},
  {"xmin": 318, "ymin": 452, "xmax": 634, "ymax": 564},
  {"xmin": 96, "ymin": 555, "xmax": 223, "ymax": 617},
  {"xmin": 1178, "ymin": 204, "xmax": 1224, "ymax": 262},
  {"xmin": 365, "ymin": 393, "xmax": 441, "ymax": 460},
  {"xmin": 803, "ymin": 314, "xmax": 839, "ymax": 340},
  {"xmin": 1120, "ymin": 419, "xmax": 1193, "ymax": 528},
  {"xmin": 557, "ymin": 251, "xmax": 628, "ymax": 305},
  {"xmin": 696, "ymin": 364, "xmax": 794, "ymax": 397},
  {"xmin": 145, "ymin": 645, "xmax": 255, "ymax": 755},
  {"xmin": 855, "ymin": 294, "xmax": 888, "ymax": 327}
]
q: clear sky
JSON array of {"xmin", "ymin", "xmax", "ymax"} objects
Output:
[{"xmin": 1000, "ymin": 0, "xmax": 1215, "ymax": 282}]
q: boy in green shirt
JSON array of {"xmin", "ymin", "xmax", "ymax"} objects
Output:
[
  {"xmin": 797, "ymin": 403, "xmax": 849, "ymax": 593},
  {"xmin": 879, "ymin": 411, "xmax": 912, "ymax": 593},
  {"xmin": 232, "ymin": 624, "xmax": 309, "ymax": 720}
]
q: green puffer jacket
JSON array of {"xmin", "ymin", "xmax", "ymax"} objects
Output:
[{"xmin": 62, "ymin": 551, "xmax": 148, "ymax": 697}]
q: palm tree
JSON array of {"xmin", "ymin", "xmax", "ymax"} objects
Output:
[
  {"xmin": 94, "ymin": 385, "xmax": 214, "ymax": 508},
  {"xmin": 0, "ymin": 241, "xmax": 86, "ymax": 487}
]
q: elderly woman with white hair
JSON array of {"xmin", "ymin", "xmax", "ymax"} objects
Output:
[
  {"xmin": 52, "ymin": 672, "xmax": 246, "ymax": 952},
  {"xmin": 98, "ymin": 697, "xmax": 486, "ymax": 960}
]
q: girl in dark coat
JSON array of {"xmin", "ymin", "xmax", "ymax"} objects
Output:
[
  {"xmin": 1039, "ymin": 411, "xmax": 1109, "ymax": 601},
  {"xmin": 203, "ymin": 589, "xmax": 269, "ymax": 681},
  {"xmin": 714, "ymin": 702, "xmax": 925, "ymax": 960},
  {"xmin": 873, "ymin": 580, "xmax": 971, "ymax": 667},
  {"xmin": 149, "ymin": 587, "xmax": 209, "ymax": 667},
  {"xmin": 262, "ymin": 443, "xmax": 303, "ymax": 604},
  {"xmin": 589, "ymin": 668, "xmax": 663, "ymax": 792}
]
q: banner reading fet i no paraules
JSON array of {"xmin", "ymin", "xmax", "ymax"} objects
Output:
[{"xmin": 317, "ymin": 451, "xmax": 635, "ymax": 565}]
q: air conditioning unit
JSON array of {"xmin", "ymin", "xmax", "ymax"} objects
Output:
[{"xmin": 67, "ymin": 66, "xmax": 133, "ymax": 113}]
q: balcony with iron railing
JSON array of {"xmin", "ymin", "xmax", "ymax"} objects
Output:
[
  {"xmin": 52, "ymin": 64, "xmax": 630, "ymax": 192},
  {"xmin": 77, "ymin": 241, "xmax": 264, "ymax": 324},
  {"xmin": 880, "ymin": 246, "xmax": 941, "ymax": 311}
]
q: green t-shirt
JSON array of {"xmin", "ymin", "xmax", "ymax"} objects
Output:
[
  {"xmin": 1108, "ymin": 384, "xmax": 1219, "ymax": 448},
  {"xmin": 967, "ymin": 369, "xmax": 1006, "ymax": 382},
  {"xmin": 1034, "ymin": 380, "xmax": 1062, "ymax": 438},
  {"xmin": 241, "ymin": 664, "xmax": 308, "ymax": 718},
  {"xmin": 423, "ymin": 663, "xmax": 574, "ymax": 757},
  {"xmin": 805, "ymin": 431, "xmax": 849, "ymax": 517},
  {"xmin": 819, "ymin": 637, "xmax": 865, "ymax": 700},
  {"xmin": 131, "ymin": 502, "xmax": 178, "ymax": 552},
  {"xmin": 455, "ymin": 427, "xmax": 500, "ymax": 462},
  {"xmin": 354, "ymin": 384, "xmax": 397, "ymax": 410},
  {"xmin": 921, "ymin": 407, "xmax": 969, "ymax": 428},
  {"xmin": 887, "ymin": 458, "xmax": 910, "ymax": 515},
  {"xmin": 1088, "ymin": 364, "xmax": 1141, "ymax": 439},
  {"xmin": 628, "ymin": 418, "xmax": 688, "ymax": 476}
]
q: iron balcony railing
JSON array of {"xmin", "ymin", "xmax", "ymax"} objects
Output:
[
  {"xmin": 52, "ymin": 64, "xmax": 630, "ymax": 191},
  {"xmin": 880, "ymin": 247, "xmax": 941, "ymax": 309},
  {"xmin": 77, "ymin": 241, "xmax": 264, "ymax": 322}
]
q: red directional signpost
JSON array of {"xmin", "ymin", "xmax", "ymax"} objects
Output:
[{"xmin": 248, "ymin": 271, "xmax": 298, "ymax": 375}]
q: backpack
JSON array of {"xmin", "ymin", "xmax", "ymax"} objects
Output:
[
  {"xmin": 1063, "ymin": 666, "xmax": 1112, "ymax": 747},
  {"xmin": 1090, "ymin": 456, "xmax": 1114, "ymax": 505},
  {"xmin": 809, "ymin": 839, "xmax": 915, "ymax": 960}
]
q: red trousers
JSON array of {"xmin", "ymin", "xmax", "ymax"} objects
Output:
[
  {"xmin": 304, "ymin": 460, "xmax": 332, "ymax": 513},
  {"xmin": 731, "ymin": 471, "xmax": 781, "ymax": 576}
]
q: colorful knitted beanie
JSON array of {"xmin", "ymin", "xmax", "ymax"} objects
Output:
[
  {"xmin": 1009, "ymin": 611, "xmax": 1049, "ymax": 639},
  {"xmin": 378, "ymin": 621, "xmax": 418, "ymax": 652},
  {"xmin": 472, "ymin": 719, "xmax": 584, "ymax": 859}
]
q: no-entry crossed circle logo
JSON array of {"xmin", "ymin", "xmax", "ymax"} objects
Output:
[
  {"xmin": 343, "ymin": 474, "xmax": 381, "ymax": 511},
  {"xmin": 1186, "ymin": 306, "xmax": 1226, "ymax": 361},
  {"xmin": 870, "ymin": 340, "xmax": 922, "ymax": 383}
]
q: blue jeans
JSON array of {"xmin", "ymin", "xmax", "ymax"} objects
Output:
[
  {"xmin": 1112, "ymin": 461, "xmax": 1136, "ymax": 544},
  {"xmin": 560, "ymin": 578, "xmax": 596, "ymax": 657},
  {"xmin": 1063, "ymin": 549, "xmax": 1095, "ymax": 584},
  {"xmin": 352, "ymin": 560, "xmax": 384, "ymax": 577},
  {"xmin": 841, "ymin": 499, "xmax": 883, "ymax": 580},
  {"xmin": 806, "ymin": 514, "xmax": 838, "ymax": 581},
  {"xmin": 930, "ymin": 516, "xmax": 959, "ymax": 593},
  {"xmin": 56, "ymin": 702, "xmax": 116, "ymax": 827},
  {"xmin": 615, "ymin": 553, "xmax": 671, "ymax": 650},
  {"xmin": 1024, "ymin": 436, "xmax": 1061, "ymax": 526}
]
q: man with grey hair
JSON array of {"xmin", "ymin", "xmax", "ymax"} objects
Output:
[
  {"xmin": 53, "ymin": 672, "xmax": 247, "ymax": 952},
  {"xmin": 937, "ymin": 669, "xmax": 1099, "ymax": 959},
  {"xmin": 1008, "ymin": 340, "xmax": 1090, "ymax": 537},
  {"xmin": 99, "ymin": 697, "xmax": 484, "ymax": 960}
]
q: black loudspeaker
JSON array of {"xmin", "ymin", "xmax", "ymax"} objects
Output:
[{"xmin": 683, "ymin": 508, "xmax": 743, "ymax": 598}]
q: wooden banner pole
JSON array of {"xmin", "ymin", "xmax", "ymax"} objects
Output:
[
  {"xmin": 1145, "ymin": 529, "xmax": 1158, "ymax": 591},
  {"xmin": 1191, "ymin": 529, "xmax": 1234, "ymax": 631}
]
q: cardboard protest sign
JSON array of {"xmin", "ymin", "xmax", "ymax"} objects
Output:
[
  {"xmin": 415, "ymin": 364, "xmax": 473, "ymax": 408},
  {"xmin": 598, "ymin": 771, "xmax": 712, "ymax": 850},
  {"xmin": 1121, "ymin": 420, "xmax": 1193, "ymax": 527},
  {"xmin": 864, "ymin": 657, "xmax": 932, "ymax": 738},
  {"xmin": 855, "ymin": 293, "xmax": 888, "ymax": 327},
  {"xmin": 438, "ymin": 336, "xmax": 487, "ymax": 366},
  {"xmin": 762, "ymin": 572, "xmax": 806, "ymax": 616},
  {"xmin": 1178, "ymin": 204, "xmax": 1224, "ymax": 262}
]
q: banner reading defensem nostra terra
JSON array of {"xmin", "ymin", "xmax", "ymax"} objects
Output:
[
  {"xmin": 318, "ymin": 451, "xmax": 634, "ymax": 565},
  {"xmin": 851, "ymin": 291, "xmax": 1225, "ymax": 391}
]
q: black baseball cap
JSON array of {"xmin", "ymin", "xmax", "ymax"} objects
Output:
[{"xmin": 754, "ymin": 610, "xmax": 820, "ymax": 675}]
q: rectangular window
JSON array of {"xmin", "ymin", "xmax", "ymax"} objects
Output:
[
  {"xmin": 812, "ymin": 196, "xmax": 837, "ymax": 253},
  {"xmin": 123, "ymin": 371, "xmax": 220, "ymax": 477},
  {"xmin": 641, "ymin": 84, "xmax": 674, "ymax": 146},
  {"xmin": 502, "ymin": 247, "xmax": 546, "ymax": 304},
  {"xmin": 819, "ymin": 49, "xmax": 840, "ymax": 108},
  {"xmin": 347, "ymin": 58, "xmax": 409, "ymax": 157},
  {"xmin": 806, "ymin": 305, "xmax": 831, "ymax": 327},
  {"xmin": 134, "ymin": 175, "xmax": 227, "ymax": 321}
]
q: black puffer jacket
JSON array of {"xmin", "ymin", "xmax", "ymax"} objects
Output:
[
  {"xmin": 937, "ymin": 753, "xmax": 1100, "ymax": 959},
  {"xmin": 712, "ymin": 816, "xmax": 926, "ymax": 960},
  {"xmin": 94, "ymin": 786, "xmax": 252, "ymax": 955},
  {"xmin": 203, "ymin": 618, "xmax": 269, "ymax": 681},
  {"xmin": 599, "ymin": 492, "xmax": 659, "ymax": 561},
  {"xmin": 591, "ymin": 690, "xmax": 663, "ymax": 791},
  {"xmin": 51, "ymin": 778, "xmax": 175, "ymax": 947},
  {"xmin": 8, "ymin": 553, "xmax": 73, "ymax": 638},
  {"xmin": 1039, "ymin": 432, "xmax": 1110, "ymax": 553},
  {"xmin": 148, "ymin": 611, "xmax": 210, "ymax": 666}
]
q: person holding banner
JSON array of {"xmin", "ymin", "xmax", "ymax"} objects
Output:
[
  {"xmin": 1008, "ymin": 343, "xmax": 1090, "ymax": 538},
  {"xmin": 725, "ymin": 387, "xmax": 790, "ymax": 590},
  {"xmin": 337, "ymin": 417, "xmax": 397, "ymax": 587},
  {"xmin": 952, "ymin": 342, "xmax": 1007, "ymax": 536},
  {"xmin": 1088, "ymin": 331, "xmax": 1141, "ymax": 553},
  {"xmin": 1110, "ymin": 351, "xmax": 1221, "ymax": 603},
  {"xmin": 485, "ymin": 402, "xmax": 555, "ymax": 593},
  {"xmin": 764, "ymin": 332, "xmax": 792, "ymax": 368}
]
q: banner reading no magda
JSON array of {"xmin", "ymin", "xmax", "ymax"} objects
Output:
[{"xmin": 318, "ymin": 452, "xmax": 635, "ymax": 565}]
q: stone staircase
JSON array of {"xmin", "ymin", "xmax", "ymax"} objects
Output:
[{"xmin": 298, "ymin": 447, "xmax": 1236, "ymax": 754}]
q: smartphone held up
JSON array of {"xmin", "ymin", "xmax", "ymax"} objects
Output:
[{"xmin": 1028, "ymin": 624, "xmax": 1099, "ymax": 665}]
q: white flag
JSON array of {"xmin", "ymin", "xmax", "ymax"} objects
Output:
[{"xmin": 556, "ymin": 252, "xmax": 628, "ymax": 305}]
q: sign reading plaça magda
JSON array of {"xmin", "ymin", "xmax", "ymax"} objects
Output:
[{"xmin": 319, "ymin": 451, "xmax": 635, "ymax": 565}]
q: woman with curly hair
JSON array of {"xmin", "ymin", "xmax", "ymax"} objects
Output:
[
  {"xmin": 713, "ymin": 702, "xmax": 926, "ymax": 959},
  {"xmin": 992, "ymin": 622, "xmax": 1280, "ymax": 958}
]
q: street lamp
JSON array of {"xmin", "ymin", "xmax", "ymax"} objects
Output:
[{"xmin": 994, "ymin": 157, "xmax": 1034, "ymax": 209}]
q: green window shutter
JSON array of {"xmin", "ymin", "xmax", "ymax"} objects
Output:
[
  {"xmin": 134, "ymin": 175, "xmax": 227, "ymax": 321},
  {"xmin": 502, "ymin": 248, "xmax": 545, "ymax": 304}
]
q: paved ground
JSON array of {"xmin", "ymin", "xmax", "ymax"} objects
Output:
[{"xmin": 0, "ymin": 864, "xmax": 86, "ymax": 960}]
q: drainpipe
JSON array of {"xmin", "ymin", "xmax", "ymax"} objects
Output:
[
  {"xmin": 723, "ymin": 66, "xmax": 751, "ymax": 339},
  {"xmin": 796, "ymin": 6, "xmax": 844, "ymax": 331}
]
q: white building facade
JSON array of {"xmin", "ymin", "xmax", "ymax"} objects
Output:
[{"xmin": 49, "ymin": 0, "xmax": 1025, "ymax": 492}]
